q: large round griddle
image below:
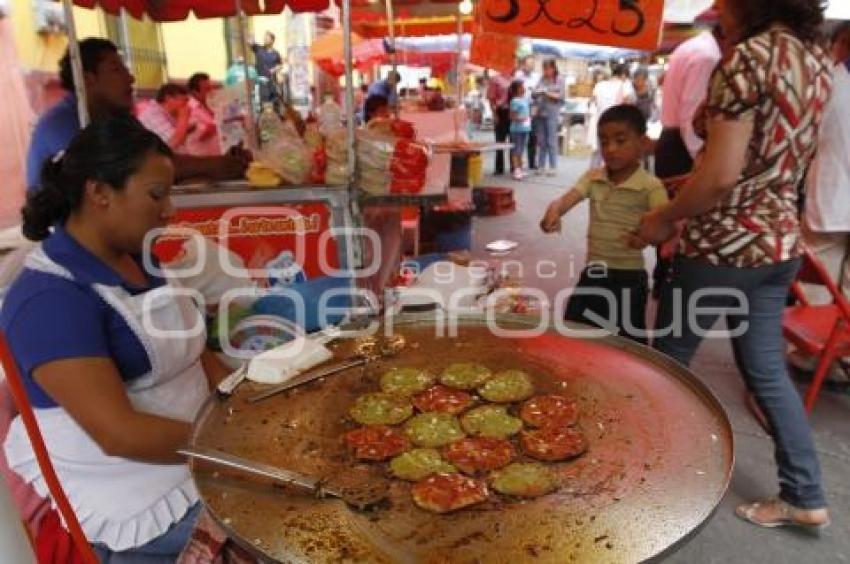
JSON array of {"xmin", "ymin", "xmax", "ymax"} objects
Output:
[{"xmin": 189, "ymin": 315, "xmax": 733, "ymax": 563}]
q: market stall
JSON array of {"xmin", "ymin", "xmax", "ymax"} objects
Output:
[{"xmin": 2, "ymin": 1, "xmax": 751, "ymax": 562}]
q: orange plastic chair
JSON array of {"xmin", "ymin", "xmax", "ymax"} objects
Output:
[
  {"xmin": 0, "ymin": 333, "xmax": 98, "ymax": 564},
  {"xmin": 783, "ymin": 248, "xmax": 850, "ymax": 412}
]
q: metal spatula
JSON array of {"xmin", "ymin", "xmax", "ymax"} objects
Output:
[{"xmin": 180, "ymin": 447, "xmax": 387, "ymax": 511}]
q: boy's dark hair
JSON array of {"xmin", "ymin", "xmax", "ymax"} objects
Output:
[
  {"xmin": 155, "ymin": 83, "xmax": 189, "ymax": 103},
  {"xmin": 187, "ymin": 72, "xmax": 210, "ymax": 93},
  {"xmin": 59, "ymin": 38, "xmax": 119, "ymax": 92},
  {"xmin": 598, "ymin": 104, "xmax": 647, "ymax": 136}
]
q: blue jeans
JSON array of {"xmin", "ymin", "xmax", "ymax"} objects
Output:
[
  {"xmin": 654, "ymin": 256, "xmax": 826, "ymax": 509},
  {"xmin": 93, "ymin": 503, "xmax": 202, "ymax": 563},
  {"xmin": 535, "ymin": 115, "xmax": 559, "ymax": 170},
  {"xmin": 510, "ymin": 131, "xmax": 529, "ymax": 161}
]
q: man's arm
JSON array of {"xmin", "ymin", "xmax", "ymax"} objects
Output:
[
  {"xmin": 680, "ymin": 56, "xmax": 722, "ymax": 157},
  {"xmin": 660, "ymin": 118, "xmax": 752, "ymax": 221},
  {"xmin": 168, "ymin": 104, "xmax": 193, "ymax": 150},
  {"xmin": 173, "ymin": 149, "xmax": 250, "ymax": 183}
]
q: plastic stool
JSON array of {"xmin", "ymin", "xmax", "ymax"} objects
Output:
[{"xmin": 480, "ymin": 187, "xmax": 515, "ymax": 216}]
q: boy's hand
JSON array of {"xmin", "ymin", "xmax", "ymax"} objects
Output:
[
  {"xmin": 540, "ymin": 203, "xmax": 562, "ymax": 234},
  {"xmin": 623, "ymin": 231, "xmax": 648, "ymax": 250}
]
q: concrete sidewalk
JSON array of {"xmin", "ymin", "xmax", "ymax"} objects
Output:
[{"xmin": 469, "ymin": 152, "xmax": 850, "ymax": 563}]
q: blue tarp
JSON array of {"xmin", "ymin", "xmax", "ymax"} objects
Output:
[
  {"xmin": 531, "ymin": 39, "xmax": 644, "ymax": 61},
  {"xmin": 392, "ymin": 34, "xmax": 644, "ymax": 61}
]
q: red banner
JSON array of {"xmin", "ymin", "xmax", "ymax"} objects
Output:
[
  {"xmin": 480, "ymin": 0, "xmax": 665, "ymax": 51},
  {"xmin": 154, "ymin": 203, "xmax": 339, "ymax": 283},
  {"xmin": 470, "ymin": 30, "xmax": 518, "ymax": 75}
]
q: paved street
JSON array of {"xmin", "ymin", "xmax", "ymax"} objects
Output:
[{"xmin": 470, "ymin": 149, "xmax": 850, "ymax": 563}]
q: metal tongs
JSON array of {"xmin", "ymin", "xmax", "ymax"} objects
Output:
[{"xmin": 180, "ymin": 447, "xmax": 387, "ymax": 511}]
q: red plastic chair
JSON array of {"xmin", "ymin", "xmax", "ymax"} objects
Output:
[
  {"xmin": 783, "ymin": 248, "xmax": 850, "ymax": 412},
  {"xmin": 0, "ymin": 333, "xmax": 98, "ymax": 564}
]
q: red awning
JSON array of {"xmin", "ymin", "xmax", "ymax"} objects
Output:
[{"xmin": 71, "ymin": 0, "xmax": 330, "ymax": 21}]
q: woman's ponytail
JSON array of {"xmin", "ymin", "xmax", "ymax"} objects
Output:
[{"xmin": 22, "ymin": 154, "xmax": 76, "ymax": 241}]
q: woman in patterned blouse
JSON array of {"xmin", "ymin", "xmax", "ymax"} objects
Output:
[{"xmin": 635, "ymin": 0, "xmax": 832, "ymax": 530}]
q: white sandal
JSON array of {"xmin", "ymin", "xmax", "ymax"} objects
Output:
[{"xmin": 735, "ymin": 497, "xmax": 830, "ymax": 533}]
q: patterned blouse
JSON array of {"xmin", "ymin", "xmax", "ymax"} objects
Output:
[{"xmin": 681, "ymin": 26, "xmax": 833, "ymax": 268}]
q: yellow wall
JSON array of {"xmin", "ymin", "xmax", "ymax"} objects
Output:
[
  {"xmin": 160, "ymin": 15, "xmax": 228, "ymax": 81},
  {"xmin": 10, "ymin": 2, "xmax": 297, "ymax": 86},
  {"xmin": 159, "ymin": 13, "xmax": 290, "ymax": 83},
  {"xmin": 10, "ymin": 0, "xmax": 105, "ymax": 73}
]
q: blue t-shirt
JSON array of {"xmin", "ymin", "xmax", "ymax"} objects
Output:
[
  {"xmin": 509, "ymin": 98, "xmax": 532, "ymax": 133},
  {"xmin": 367, "ymin": 80, "xmax": 398, "ymax": 105},
  {"xmin": 250, "ymin": 44, "xmax": 282, "ymax": 79},
  {"xmin": 0, "ymin": 227, "xmax": 166, "ymax": 408},
  {"xmin": 26, "ymin": 94, "xmax": 81, "ymax": 193}
]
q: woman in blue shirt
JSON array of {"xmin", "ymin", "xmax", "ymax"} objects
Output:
[
  {"xmin": 2, "ymin": 116, "xmax": 231, "ymax": 560},
  {"xmin": 509, "ymin": 80, "xmax": 532, "ymax": 180}
]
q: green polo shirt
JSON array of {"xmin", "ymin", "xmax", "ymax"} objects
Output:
[{"xmin": 575, "ymin": 167, "xmax": 669, "ymax": 270}]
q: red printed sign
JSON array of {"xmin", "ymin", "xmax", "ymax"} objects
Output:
[
  {"xmin": 480, "ymin": 0, "xmax": 665, "ymax": 51},
  {"xmin": 470, "ymin": 29, "xmax": 519, "ymax": 75},
  {"xmin": 154, "ymin": 203, "xmax": 339, "ymax": 283}
]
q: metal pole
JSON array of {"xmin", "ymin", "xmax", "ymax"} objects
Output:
[
  {"xmin": 118, "ymin": 8, "xmax": 134, "ymax": 73},
  {"xmin": 343, "ymin": 0, "xmax": 356, "ymax": 186},
  {"xmin": 455, "ymin": 11, "xmax": 464, "ymax": 141},
  {"xmin": 385, "ymin": 0, "xmax": 398, "ymax": 117},
  {"xmin": 235, "ymin": 0, "xmax": 257, "ymax": 150},
  {"xmin": 61, "ymin": 0, "xmax": 89, "ymax": 127}
]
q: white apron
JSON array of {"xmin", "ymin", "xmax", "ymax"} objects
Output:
[{"xmin": 4, "ymin": 247, "xmax": 210, "ymax": 551}]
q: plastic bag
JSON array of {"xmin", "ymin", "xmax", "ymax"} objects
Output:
[
  {"xmin": 324, "ymin": 127, "xmax": 350, "ymax": 186},
  {"xmin": 317, "ymin": 99, "xmax": 343, "ymax": 136},
  {"xmin": 258, "ymin": 122, "xmax": 312, "ymax": 185},
  {"xmin": 208, "ymin": 85, "xmax": 249, "ymax": 152},
  {"xmin": 355, "ymin": 128, "xmax": 430, "ymax": 195}
]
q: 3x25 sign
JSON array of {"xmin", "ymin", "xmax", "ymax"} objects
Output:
[{"xmin": 480, "ymin": 0, "xmax": 665, "ymax": 51}]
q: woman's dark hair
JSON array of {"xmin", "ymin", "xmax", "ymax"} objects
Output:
[
  {"xmin": 542, "ymin": 59, "xmax": 559, "ymax": 78},
  {"xmin": 59, "ymin": 38, "xmax": 119, "ymax": 92},
  {"xmin": 363, "ymin": 94, "xmax": 389, "ymax": 123},
  {"xmin": 612, "ymin": 63, "xmax": 630, "ymax": 78},
  {"xmin": 22, "ymin": 116, "xmax": 173, "ymax": 241},
  {"xmin": 730, "ymin": 0, "xmax": 826, "ymax": 43},
  {"xmin": 508, "ymin": 79, "xmax": 524, "ymax": 100}
]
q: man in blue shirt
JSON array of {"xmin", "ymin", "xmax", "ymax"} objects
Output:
[
  {"xmin": 367, "ymin": 71, "xmax": 401, "ymax": 107},
  {"xmin": 26, "ymin": 38, "xmax": 250, "ymax": 194},
  {"xmin": 26, "ymin": 38, "xmax": 135, "ymax": 191},
  {"xmin": 250, "ymin": 32, "xmax": 283, "ymax": 103}
]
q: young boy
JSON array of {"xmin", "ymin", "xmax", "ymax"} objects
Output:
[{"xmin": 541, "ymin": 104, "xmax": 668, "ymax": 342}]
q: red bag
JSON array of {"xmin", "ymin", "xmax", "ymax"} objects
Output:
[{"xmin": 36, "ymin": 510, "xmax": 90, "ymax": 564}]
